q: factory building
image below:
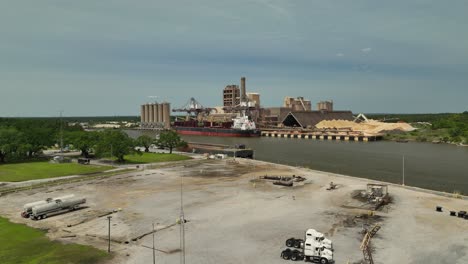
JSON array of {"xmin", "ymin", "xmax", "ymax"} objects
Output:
[
  {"xmin": 140, "ymin": 102, "xmax": 171, "ymax": 129},
  {"xmin": 283, "ymin": 96, "xmax": 312, "ymax": 111},
  {"xmin": 317, "ymin": 101, "xmax": 333, "ymax": 111},
  {"xmin": 223, "ymin": 85, "xmax": 240, "ymax": 108}
]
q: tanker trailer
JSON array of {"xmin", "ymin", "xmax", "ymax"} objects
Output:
[
  {"xmin": 22, "ymin": 194, "xmax": 75, "ymax": 218},
  {"xmin": 30, "ymin": 197, "xmax": 86, "ymax": 220}
]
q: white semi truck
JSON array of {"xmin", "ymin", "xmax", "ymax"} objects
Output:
[
  {"xmin": 286, "ymin": 229, "xmax": 333, "ymax": 251},
  {"xmin": 281, "ymin": 239, "xmax": 334, "ymax": 263},
  {"xmin": 30, "ymin": 197, "xmax": 86, "ymax": 220},
  {"xmin": 21, "ymin": 194, "xmax": 75, "ymax": 218}
]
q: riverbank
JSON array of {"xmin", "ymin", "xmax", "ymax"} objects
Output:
[{"xmin": 0, "ymin": 157, "xmax": 467, "ymax": 263}]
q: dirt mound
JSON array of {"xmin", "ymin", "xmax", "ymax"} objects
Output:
[{"xmin": 316, "ymin": 119, "xmax": 415, "ymax": 134}]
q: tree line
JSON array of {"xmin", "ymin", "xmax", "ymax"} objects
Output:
[
  {"xmin": 0, "ymin": 118, "xmax": 186, "ymax": 163},
  {"xmin": 367, "ymin": 112, "xmax": 468, "ymax": 143}
]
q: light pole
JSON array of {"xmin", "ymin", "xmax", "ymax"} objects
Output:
[
  {"xmin": 402, "ymin": 155, "xmax": 405, "ymax": 186},
  {"xmin": 59, "ymin": 110, "xmax": 64, "ymax": 154},
  {"xmin": 110, "ymin": 144, "xmax": 113, "ymax": 165},
  {"xmin": 152, "ymin": 222, "xmax": 158, "ymax": 264},
  {"xmin": 107, "ymin": 216, "xmax": 112, "ymax": 253}
]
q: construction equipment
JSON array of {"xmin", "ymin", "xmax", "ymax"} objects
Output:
[
  {"xmin": 326, "ymin": 182, "xmax": 337, "ymax": 191},
  {"xmin": 360, "ymin": 224, "xmax": 381, "ymax": 264},
  {"xmin": 30, "ymin": 197, "xmax": 86, "ymax": 220},
  {"xmin": 21, "ymin": 194, "xmax": 75, "ymax": 218},
  {"xmin": 281, "ymin": 239, "xmax": 334, "ymax": 263}
]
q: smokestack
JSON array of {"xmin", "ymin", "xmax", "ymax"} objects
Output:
[{"xmin": 241, "ymin": 77, "xmax": 246, "ymax": 102}]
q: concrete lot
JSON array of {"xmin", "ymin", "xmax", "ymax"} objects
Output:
[{"xmin": 0, "ymin": 158, "xmax": 467, "ymax": 264}]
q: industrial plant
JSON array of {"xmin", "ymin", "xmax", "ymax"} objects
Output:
[
  {"xmin": 137, "ymin": 77, "xmax": 411, "ymax": 141},
  {"xmin": 140, "ymin": 102, "xmax": 171, "ymax": 129}
]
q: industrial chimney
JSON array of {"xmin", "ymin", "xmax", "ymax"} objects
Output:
[{"xmin": 240, "ymin": 77, "xmax": 246, "ymax": 102}]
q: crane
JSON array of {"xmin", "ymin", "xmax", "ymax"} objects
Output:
[
  {"xmin": 172, "ymin": 97, "xmax": 215, "ymax": 121},
  {"xmin": 360, "ymin": 224, "xmax": 381, "ymax": 264}
]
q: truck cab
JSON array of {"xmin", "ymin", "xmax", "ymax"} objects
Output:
[
  {"xmin": 306, "ymin": 229, "xmax": 333, "ymax": 250},
  {"xmin": 304, "ymin": 239, "xmax": 334, "ymax": 264}
]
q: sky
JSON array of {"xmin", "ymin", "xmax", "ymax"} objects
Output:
[{"xmin": 1, "ymin": 0, "xmax": 467, "ymax": 117}]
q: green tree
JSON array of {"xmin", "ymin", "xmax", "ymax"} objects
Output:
[
  {"xmin": 21, "ymin": 127, "xmax": 54, "ymax": 158},
  {"xmin": 156, "ymin": 131, "xmax": 186, "ymax": 154},
  {"xmin": 136, "ymin": 135, "xmax": 154, "ymax": 152},
  {"xmin": 67, "ymin": 131, "xmax": 99, "ymax": 158},
  {"xmin": 0, "ymin": 128, "xmax": 22, "ymax": 163},
  {"xmin": 95, "ymin": 130, "xmax": 136, "ymax": 162}
]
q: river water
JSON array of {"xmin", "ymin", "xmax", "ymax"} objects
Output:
[{"xmin": 127, "ymin": 130, "xmax": 468, "ymax": 194}]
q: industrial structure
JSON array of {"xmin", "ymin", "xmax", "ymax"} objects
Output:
[
  {"xmin": 140, "ymin": 102, "xmax": 171, "ymax": 129},
  {"xmin": 317, "ymin": 101, "xmax": 333, "ymax": 111},
  {"xmin": 171, "ymin": 77, "xmax": 260, "ymax": 137},
  {"xmin": 136, "ymin": 77, "xmax": 388, "ymax": 142},
  {"xmin": 283, "ymin": 96, "xmax": 312, "ymax": 111},
  {"xmin": 246, "ymin": 93, "xmax": 260, "ymax": 108},
  {"xmin": 281, "ymin": 111, "xmax": 354, "ymax": 128},
  {"xmin": 223, "ymin": 85, "xmax": 240, "ymax": 109}
]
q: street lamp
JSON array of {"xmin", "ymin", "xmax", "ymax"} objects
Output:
[
  {"xmin": 107, "ymin": 216, "xmax": 112, "ymax": 253},
  {"xmin": 152, "ymin": 222, "xmax": 159, "ymax": 264}
]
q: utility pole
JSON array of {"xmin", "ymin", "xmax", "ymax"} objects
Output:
[
  {"xmin": 402, "ymin": 155, "xmax": 405, "ymax": 186},
  {"xmin": 180, "ymin": 177, "xmax": 185, "ymax": 264},
  {"xmin": 59, "ymin": 110, "xmax": 64, "ymax": 153},
  {"xmin": 107, "ymin": 216, "xmax": 112, "ymax": 253},
  {"xmin": 152, "ymin": 223, "xmax": 156, "ymax": 264},
  {"xmin": 110, "ymin": 144, "xmax": 113, "ymax": 165}
]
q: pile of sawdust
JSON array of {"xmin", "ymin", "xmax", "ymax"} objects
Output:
[{"xmin": 316, "ymin": 119, "xmax": 415, "ymax": 134}]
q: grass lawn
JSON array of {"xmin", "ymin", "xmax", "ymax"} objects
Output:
[
  {"xmin": 0, "ymin": 217, "xmax": 110, "ymax": 264},
  {"xmin": 116, "ymin": 152, "xmax": 191, "ymax": 164},
  {"xmin": 0, "ymin": 162, "xmax": 113, "ymax": 182}
]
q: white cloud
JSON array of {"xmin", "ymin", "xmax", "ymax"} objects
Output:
[
  {"xmin": 336, "ymin": 53, "xmax": 344, "ymax": 57},
  {"xmin": 361, "ymin": 47, "xmax": 372, "ymax": 53}
]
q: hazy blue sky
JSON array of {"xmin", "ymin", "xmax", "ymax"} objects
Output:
[{"xmin": 1, "ymin": 0, "xmax": 467, "ymax": 116}]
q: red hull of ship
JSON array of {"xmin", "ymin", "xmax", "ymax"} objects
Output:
[{"xmin": 174, "ymin": 128, "xmax": 260, "ymax": 137}]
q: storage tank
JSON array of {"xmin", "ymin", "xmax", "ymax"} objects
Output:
[
  {"xmin": 157, "ymin": 104, "xmax": 163, "ymax": 123},
  {"xmin": 247, "ymin": 93, "xmax": 260, "ymax": 108},
  {"xmin": 317, "ymin": 101, "xmax": 333, "ymax": 111},
  {"xmin": 149, "ymin": 104, "xmax": 154, "ymax": 123},
  {"xmin": 22, "ymin": 194, "xmax": 75, "ymax": 217},
  {"xmin": 162, "ymin": 103, "xmax": 171, "ymax": 128},
  {"xmin": 144, "ymin": 104, "xmax": 150, "ymax": 123},
  {"xmin": 140, "ymin": 105, "xmax": 145, "ymax": 123},
  {"xmin": 153, "ymin": 103, "xmax": 159, "ymax": 123},
  {"xmin": 31, "ymin": 197, "xmax": 86, "ymax": 220}
]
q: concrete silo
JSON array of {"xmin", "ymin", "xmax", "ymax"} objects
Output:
[
  {"xmin": 149, "ymin": 104, "xmax": 154, "ymax": 123},
  {"xmin": 140, "ymin": 105, "xmax": 145, "ymax": 123},
  {"xmin": 157, "ymin": 104, "xmax": 163, "ymax": 124},
  {"xmin": 144, "ymin": 104, "xmax": 150, "ymax": 123},
  {"xmin": 162, "ymin": 103, "xmax": 171, "ymax": 129},
  {"xmin": 153, "ymin": 103, "xmax": 159, "ymax": 123}
]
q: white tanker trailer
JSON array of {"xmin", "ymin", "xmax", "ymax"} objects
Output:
[
  {"xmin": 30, "ymin": 197, "xmax": 86, "ymax": 220},
  {"xmin": 22, "ymin": 194, "xmax": 75, "ymax": 218}
]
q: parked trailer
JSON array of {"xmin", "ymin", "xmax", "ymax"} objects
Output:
[
  {"xmin": 21, "ymin": 194, "xmax": 75, "ymax": 218},
  {"xmin": 30, "ymin": 197, "xmax": 86, "ymax": 220}
]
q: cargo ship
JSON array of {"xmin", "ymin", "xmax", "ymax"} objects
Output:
[{"xmin": 173, "ymin": 115, "xmax": 261, "ymax": 137}]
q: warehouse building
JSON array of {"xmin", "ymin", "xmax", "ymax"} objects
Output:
[{"xmin": 281, "ymin": 111, "xmax": 353, "ymax": 129}]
